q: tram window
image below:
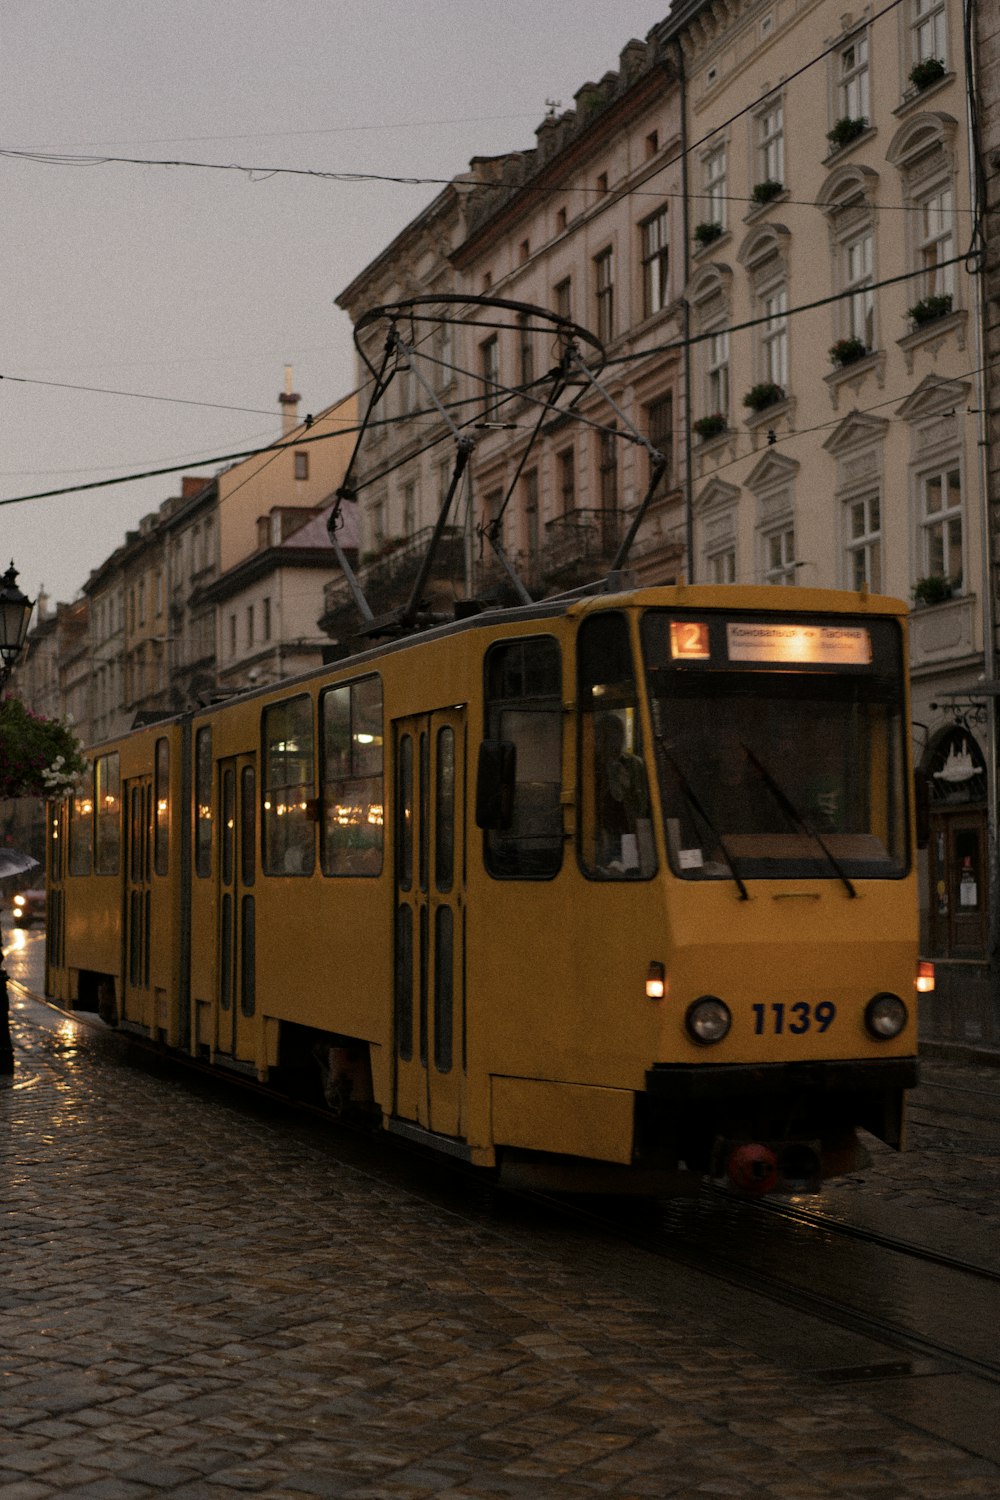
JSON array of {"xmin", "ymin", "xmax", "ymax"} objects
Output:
[
  {"xmin": 69, "ymin": 763, "xmax": 94, "ymax": 876},
  {"xmin": 263, "ymin": 695, "xmax": 315, "ymax": 876},
  {"xmin": 578, "ymin": 613, "xmax": 656, "ymax": 881},
  {"xmin": 154, "ymin": 737, "xmax": 169, "ymax": 876},
  {"xmin": 195, "ymin": 727, "xmax": 213, "ymax": 879},
  {"xmin": 435, "ymin": 726, "xmax": 455, "ymax": 894},
  {"xmin": 94, "ymin": 753, "xmax": 121, "ymax": 876},
  {"xmin": 241, "ymin": 765, "xmax": 256, "ymax": 887},
  {"xmin": 482, "ymin": 637, "xmax": 563, "ymax": 879},
  {"xmin": 320, "ymin": 676, "xmax": 383, "ymax": 876}
]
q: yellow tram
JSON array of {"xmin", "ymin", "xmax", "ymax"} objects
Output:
[{"xmin": 46, "ymin": 583, "xmax": 924, "ymax": 1194}]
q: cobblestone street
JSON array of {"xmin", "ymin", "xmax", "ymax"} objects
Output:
[{"xmin": 2, "ymin": 941, "xmax": 1000, "ymax": 1498}]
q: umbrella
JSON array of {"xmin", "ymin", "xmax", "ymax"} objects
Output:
[{"xmin": 0, "ymin": 850, "xmax": 39, "ymax": 881}]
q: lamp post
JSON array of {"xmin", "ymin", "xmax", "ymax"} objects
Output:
[{"xmin": 0, "ymin": 562, "xmax": 36, "ymax": 1075}]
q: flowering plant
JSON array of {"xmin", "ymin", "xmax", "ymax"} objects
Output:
[{"xmin": 0, "ymin": 698, "xmax": 87, "ymax": 799}]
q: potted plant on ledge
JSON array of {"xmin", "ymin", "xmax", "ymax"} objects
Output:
[
  {"xmin": 693, "ymin": 412, "xmax": 728, "ymax": 441},
  {"xmin": 908, "ymin": 293, "xmax": 953, "ymax": 328},
  {"xmin": 694, "ymin": 221, "xmax": 724, "ymax": 248},
  {"xmin": 827, "ymin": 117, "xmax": 867, "ymax": 151},
  {"xmin": 0, "ymin": 698, "xmax": 87, "ymax": 800},
  {"xmin": 751, "ymin": 179, "xmax": 784, "ymax": 207},
  {"xmin": 909, "ymin": 57, "xmax": 946, "ymax": 91},
  {"xmin": 912, "ymin": 575, "xmax": 955, "ymax": 607},
  {"xmin": 829, "ymin": 336, "xmax": 869, "ymax": 367},
  {"xmin": 743, "ymin": 382, "xmax": 785, "ymax": 414}
]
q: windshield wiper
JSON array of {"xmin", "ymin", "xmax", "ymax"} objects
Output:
[
  {"xmin": 657, "ymin": 742, "xmax": 749, "ymax": 900},
  {"xmin": 740, "ymin": 744, "xmax": 857, "ymax": 898}
]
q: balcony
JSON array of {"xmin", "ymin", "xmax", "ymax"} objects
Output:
[
  {"xmin": 542, "ymin": 508, "xmax": 622, "ymax": 590},
  {"xmin": 320, "ymin": 526, "xmax": 466, "ymax": 639}
]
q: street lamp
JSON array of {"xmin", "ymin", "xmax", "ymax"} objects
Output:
[
  {"xmin": 0, "ymin": 561, "xmax": 34, "ymax": 1074},
  {"xmin": 0, "ymin": 563, "xmax": 33, "ymax": 687}
]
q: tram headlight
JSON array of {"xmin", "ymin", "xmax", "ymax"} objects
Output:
[
  {"xmin": 864, "ymin": 993, "xmax": 908, "ymax": 1039},
  {"xmin": 685, "ymin": 995, "xmax": 732, "ymax": 1045}
]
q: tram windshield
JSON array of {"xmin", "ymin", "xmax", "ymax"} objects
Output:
[{"xmin": 641, "ymin": 611, "xmax": 909, "ymax": 882}]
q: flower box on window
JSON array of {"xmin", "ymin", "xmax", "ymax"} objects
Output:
[
  {"xmin": 912, "ymin": 574, "xmax": 955, "ymax": 607},
  {"xmin": 827, "ymin": 116, "xmax": 868, "ymax": 150},
  {"xmin": 743, "ymin": 382, "xmax": 785, "ymax": 413},
  {"xmin": 751, "ymin": 179, "xmax": 784, "ymax": 206},
  {"xmin": 694, "ymin": 221, "xmax": 724, "ymax": 247},
  {"xmin": 693, "ymin": 412, "xmax": 728, "ymax": 440},
  {"xmin": 829, "ymin": 336, "xmax": 869, "ymax": 367},
  {"xmin": 909, "ymin": 57, "xmax": 946, "ymax": 91},
  {"xmin": 908, "ymin": 293, "xmax": 953, "ymax": 327}
]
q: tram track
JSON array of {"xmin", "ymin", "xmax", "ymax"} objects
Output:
[{"xmin": 14, "ymin": 973, "xmax": 1000, "ymax": 1391}]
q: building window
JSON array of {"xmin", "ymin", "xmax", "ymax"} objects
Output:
[
  {"xmin": 761, "ymin": 287, "xmax": 788, "ymax": 388},
  {"xmin": 598, "ymin": 427, "xmax": 618, "ymax": 512},
  {"xmin": 294, "ymin": 451, "xmax": 309, "ymax": 481},
  {"xmin": 844, "ymin": 230, "xmax": 875, "ymax": 346},
  {"xmin": 594, "ymin": 248, "xmax": 614, "ymax": 343},
  {"xmin": 640, "ymin": 207, "xmax": 670, "ymax": 319},
  {"xmin": 522, "ymin": 469, "xmax": 540, "ymax": 571},
  {"xmin": 704, "ymin": 145, "xmax": 727, "ymax": 229},
  {"xmin": 917, "ymin": 186, "xmax": 955, "ymax": 301},
  {"xmin": 402, "ymin": 481, "xmax": 417, "ymax": 539},
  {"xmin": 246, "ymin": 605, "xmax": 254, "ymax": 648},
  {"xmin": 262, "ymin": 597, "xmax": 271, "ymax": 641},
  {"xmin": 480, "ymin": 334, "xmax": 499, "ymax": 418},
  {"xmin": 838, "ymin": 33, "xmax": 870, "ymax": 120},
  {"xmin": 920, "ymin": 465, "xmax": 963, "ymax": 585},
  {"xmin": 558, "ymin": 447, "xmax": 575, "ymax": 514},
  {"xmin": 229, "ymin": 613, "xmax": 237, "ymax": 657},
  {"xmin": 707, "ymin": 328, "xmax": 731, "ymax": 418},
  {"xmin": 710, "ymin": 547, "xmax": 736, "ymax": 583},
  {"xmin": 764, "ymin": 524, "xmax": 796, "ymax": 584},
  {"xmin": 554, "ymin": 277, "xmax": 572, "ymax": 321},
  {"xmin": 846, "ymin": 492, "xmax": 882, "ymax": 590},
  {"xmin": 518, "ymin": 312, "xmax": 535, "ymax": 388},
  {"xmin": 371, "ymin": 499, "xmax": 386, "ymax": 551},
  {"xmin": 137, "ymin": 581, "xmax": 145, "ymax": 628},
  {"xmin": 756, "ymin": 99, "xmax": 784, "ymax": 185},
  {"xmin": 645, "ymin": 395, "xmax": 673, "ymax": 495},
  {"xmin": 911, "ymin": 0, "xmax": 946, "ymax": 67}
]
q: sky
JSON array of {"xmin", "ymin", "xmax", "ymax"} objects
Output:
[{"xmin": 2, "ymin": 0, "xmax": 674, "ymax": 610}]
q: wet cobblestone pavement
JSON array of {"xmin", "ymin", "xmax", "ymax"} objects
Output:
[{"xmin": 3, "ymin": 936, "xmax": 1000, "ymax": 1498}]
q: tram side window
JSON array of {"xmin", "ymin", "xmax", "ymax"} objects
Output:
[
  {"xmin": 195, "ymin": 726, "xmax": 212, "ymax": 878},
  {"xmin": 263, "ymin": 695, "xmax": 315, "ymax": 875},
  {"xmin": 320, "ymin": 675, "xmax": 383, "ymax": 876},
  {"xmin": 69, "ymin": 763, "xmax": 94, "ymax": 876},
  {"xmin": 94, "ymin": 752, "xmax": 121, "ymax": 876},
  {"xmin": 154, "ymin": 736, "xmax": 169, "ymax": 876},
  {"xmin": 578, "ymin": 612, "xmax": 656, "ymax": 880},
  {"xmin": 483, "ymin": 636, "xmax": 563, "ymax": 879}
]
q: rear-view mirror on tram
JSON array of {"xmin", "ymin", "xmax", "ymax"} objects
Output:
[{"xmin": 475, "ymin": 740, "xmax": 516, "ymax": 830}]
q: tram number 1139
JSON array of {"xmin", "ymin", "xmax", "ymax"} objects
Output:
[{"xmin": 751, "ymin": 1001, "xmax": 837, "ymax": 1035}]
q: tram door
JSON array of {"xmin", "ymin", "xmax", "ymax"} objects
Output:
[
  {"xmin": 123, "ymin": 776, "xmax": 153, "ymax": 1027},
  {"xmin": 217, "ymin": 755, "xmax": 258, "ymax": 1062},
  {"xmin": 393, "ymin": 709, "xmax": 466, "ymax": 1138}
]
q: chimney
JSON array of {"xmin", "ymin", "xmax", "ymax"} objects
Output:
[{"xmin": 278, "ymin": 364, "xmax": 301, "ymax": 437}]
